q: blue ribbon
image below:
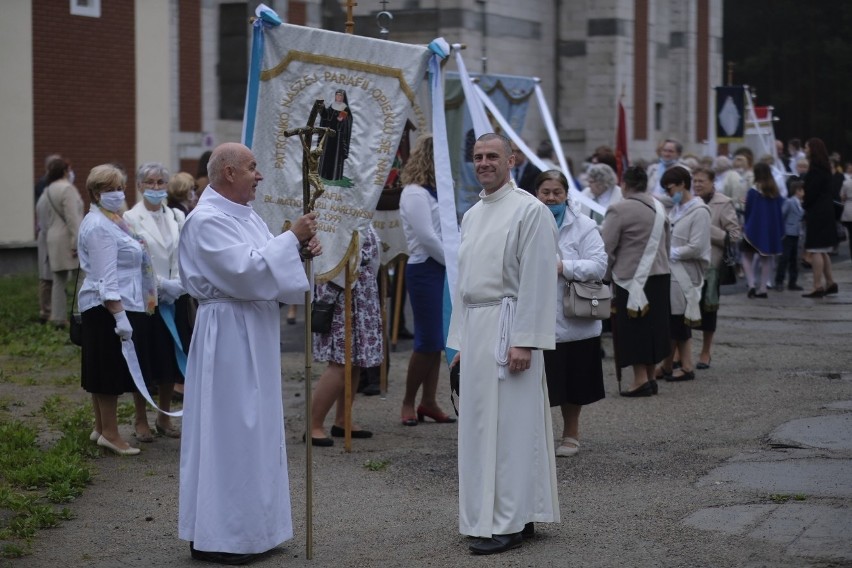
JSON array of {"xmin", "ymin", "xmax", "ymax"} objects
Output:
[
  {"xmin": 158, "ymin": 303, "xmax": 187, "ymax": 378},
  {"xmin": 243, "ymin": 6, "xmax": 282, "ymax": 148}
]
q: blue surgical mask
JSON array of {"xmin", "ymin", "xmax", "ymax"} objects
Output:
[
  {"xmin": 661, "ymin": 157, "xmax": 677, "ymax": 168},
  {"xmin": 143, "ymin": 189, "xmax": 168, "ymax": 206},
  {"xmin": 671, "ymin": 191, "xmax": 683, "ymax": 206},
  {"xmin": 547, "ymin": 202, "xmax": 567, "ymax": 226},
  {"xmin": 99, "ymin": 191, "xmax": 126, "ymax": 212}
]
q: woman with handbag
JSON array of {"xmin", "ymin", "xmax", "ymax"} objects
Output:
[
  {"xmin": 691, "ymin": 167, "xmax": 741, "ymax": 370},
  {"xmin": 308, "ymin": 226, "xmax": 383, "ymax": 446},
  {"xmin": 38, "ymin": 157, "xmax": 84, "ymax": 328},
  {"xmin": 601, "ymin": 166, "xmax": 671, "ymax": 397},
  {"xmin": 536, "ymin": 171, "xmax": 607, "ymax": 456},
  {"xmin": 77, "ymin": 164, "xmax": 159, "ymax": 456},
  {"xmin": 656, "ymin": 166, "xmax": 711, "ymax": 382}
]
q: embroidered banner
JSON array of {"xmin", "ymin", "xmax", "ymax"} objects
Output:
[{"xmin": 248, "ymin": 23, "xmax": 430, "ymax": 283}]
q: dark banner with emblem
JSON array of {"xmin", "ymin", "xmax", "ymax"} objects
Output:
[{"xmin": 715, "ymin": 86, "xmax": 745, "ymax": 143}]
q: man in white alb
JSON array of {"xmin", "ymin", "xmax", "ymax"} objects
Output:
[
  {"xmin": 448, "ymin": 133, "xmax": 560, "ymax": 555},
  {"xmin": 178, "ymin": 142, "xmax": 321, "ymax": 565}
]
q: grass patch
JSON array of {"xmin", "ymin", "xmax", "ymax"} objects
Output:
[
  {"xmin": 0, "ymin": 274, "xmax": 79, "ymax": 384},
  {"xmin": 364, "ymin": 459, "xmax": 390, "ymax": 472},
  {"xmin": 0, "ymin": 275, "xmax": 95, "ymax": 558}
]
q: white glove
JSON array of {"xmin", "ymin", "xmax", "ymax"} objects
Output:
[
  {"xmin": 159, "ymin": 278, "xmax": 185, "ymax": 304},
  {"xmin": 113, "ymin": 310, "xmax": 133, "ymax": 340}
]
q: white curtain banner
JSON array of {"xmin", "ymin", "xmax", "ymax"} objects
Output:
[{"xmin": 249, "ymin": 24, "xmax": 430, "ymax": 283}]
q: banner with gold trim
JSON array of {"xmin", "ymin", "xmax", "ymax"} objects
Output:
[{"xmin": 249, "ymin": 23, "xmax": 430, "ymax": 283}]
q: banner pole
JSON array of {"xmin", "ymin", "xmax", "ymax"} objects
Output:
[
  {"xmin": 391, "ymin": 257, "xmax": 405, "ymax": 351},
  {"xmin": 344, "ymin": 255, "xmax": 353, "ymax": 452},
  {"xmin": 379, "ymin": 263, "xmax": 389, "ymax": 396}
]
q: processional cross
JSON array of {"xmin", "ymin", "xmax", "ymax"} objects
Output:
[{"xmin": 283, "ymin": 99, "xmax": 335, "ymax": 253}]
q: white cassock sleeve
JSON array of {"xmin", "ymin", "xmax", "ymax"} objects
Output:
[
  {"xmin": 181, "ymin": 213, "xmax": 309, "ymax": 305},
  {"xmin": 509, "ymin": 203, "xmax": 558, "ymax": 349}
]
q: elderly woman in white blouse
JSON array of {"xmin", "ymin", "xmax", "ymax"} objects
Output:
[
  {"xmin": 124, "ymin": 162, "xmax": 187, "ymax": 441},
  {"xmin": 536, "ymin": 170, "xmax": 607, "ymax": 457},
  {"xmin": 582, "ymin": 163, "xmax": 623, "ymax": 224}
]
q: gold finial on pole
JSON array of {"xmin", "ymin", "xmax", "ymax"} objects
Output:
[{"xmin": 345, "ymin": 0, "xmax": 358, "ymax": 34}]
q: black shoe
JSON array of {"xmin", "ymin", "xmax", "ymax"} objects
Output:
[
  {"xmin": 825, "ymin": 282, "xmax": 839, "ymax": 295},
  {"xmin": 397, "ymin": 328, "xmax": 414, "ymax": 340},
  {"xmin": 190, "ymin": 542, "xmax": 260, "ymax": 565},
  {"xmin": 747, "ymin": 287, "xmax": 756, "ymax": 298},
  {"xmin": 468, "ymin": 533, "xmax": 522, "ymax": 555},
  {"xmin": 802, "ymin": 288, "xmax": 825, "ymax": 298},
  {"xmin": 666, "ymin": 370, "xmax": 695, "ymax": 382},
  {"xmin": 521, "ymin": 523, "xmax": 535, "ymax": 539},
  {"xmin": 649, "ymin": 379, "xmax": 659, "ymax": 395},
  {"xmin": 330, "ymin": 425, "xmax": 373, "ymax": 439},
  {"xmin": 302, "ymin": 433, "xmax": 333, "ymax": 447},
  {"xmin": 620, "ymin": 381, "xmax": 654, "ymax": 397},
  {"xmin": 754, "ymin": 292, "xmax": 768, "ymax": 298},
  {"xmin": 360, "ymin": 383, "xmax": 381, "ymax": 396},
  {"xmin": 696, "ymin": 359, "xmax": 711, "ymax": 370}
]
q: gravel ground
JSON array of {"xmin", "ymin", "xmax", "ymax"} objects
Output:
[{"xmin": 7, "ymin": 256, "xmax": 852, "ymax": 568}]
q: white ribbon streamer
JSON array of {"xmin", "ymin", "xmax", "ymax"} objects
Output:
[
  {"xmin": 121, "ymin": 339, "xmax": 183, "ymax": 417},
  {"xmin": 533, "ymin": 82, "xmax": 570, "ymax": 178},
  {"xmin": 471, "ymin": 83, "xmax": 607, "ymax": 218}
]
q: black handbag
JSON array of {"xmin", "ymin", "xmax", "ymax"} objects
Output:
[
  {"xmin": 310, "ymin": 288, "xmax": 342, "ymax": 334},
  {"xmin": 719, "ymin": 231, "xmax": 738, "ymax": 286},
  {"xmin": 69, "ymin": 270, "xmax": 82, "ymax": 346}
]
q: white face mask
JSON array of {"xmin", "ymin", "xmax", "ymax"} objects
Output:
[{"xmin": 99, "ymin": 191, "xmax": 125, "ymax": 212}]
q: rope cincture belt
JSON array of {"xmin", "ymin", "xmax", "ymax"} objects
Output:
[{"xmin": 460, "ymin": 296, "xmax": 520, "ymax": 381}]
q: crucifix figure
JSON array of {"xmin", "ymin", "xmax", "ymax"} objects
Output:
[{"xmin": 284, "ymin": 99, "xmax": 336, "ymax": 256}]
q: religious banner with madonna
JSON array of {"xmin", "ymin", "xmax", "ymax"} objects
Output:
[{"xmin": 248, "ymin": 22, "xmax": 430, "ymax": 283}]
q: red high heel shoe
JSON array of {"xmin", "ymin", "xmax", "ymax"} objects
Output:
[{"xmin": 416, "ymin": 405, "xmax": 457, "ymax": 423}]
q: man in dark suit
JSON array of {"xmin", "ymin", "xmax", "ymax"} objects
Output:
[{"xmin": 510, "ymin": 141, "xmax": 542, "ymax": 195}]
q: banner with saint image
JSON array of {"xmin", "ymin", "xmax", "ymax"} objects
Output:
[{"xmin": 249, "ymin": 23, "xmax": 430, "ymax": 283}]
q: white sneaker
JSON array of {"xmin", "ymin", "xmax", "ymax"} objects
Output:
[{"xmin": 556, "ymin": 437, "xmax": 579, "ymax": 457}]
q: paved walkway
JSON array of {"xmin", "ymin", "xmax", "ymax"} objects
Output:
[{"xmin": 13, "ymin": 253, "xmax": 852, "ymax": 567}]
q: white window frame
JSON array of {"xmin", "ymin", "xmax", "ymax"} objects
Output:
[{"xmin": 70, "ymin": 0, "xmax": 101, "ymax": 18}]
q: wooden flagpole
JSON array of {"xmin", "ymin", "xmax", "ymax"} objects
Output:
[
  {"xmin": 379, "ymin": 263, "xmax": 388, "ymax": 395},
  {"xmin": 342, "ymin": 0, "xmax": 357, "ymax": 452}
]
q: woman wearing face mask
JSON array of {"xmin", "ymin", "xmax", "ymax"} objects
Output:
[
  {"xmin": 77, "ymin": 164, "xmax": 159, "ymax": 455},
  {"xmin": 123, "ymin": 162, "xmax": 187, "ymax": 440},
  {"xmin": 535, "ymin": 171, "xmax": 607, "ymax": 456},
  {"xmin": 656, "ymin": 166, "xmax": 711, "ymax": 382}
]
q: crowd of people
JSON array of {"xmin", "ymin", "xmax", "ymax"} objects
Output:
[{"xmin": 31, "ymin": 130, "xmax": 849, "ymax": 562}]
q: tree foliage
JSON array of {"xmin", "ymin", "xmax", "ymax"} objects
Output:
[{"xmin": 724, "ymin": 0, "xmax": 852, "ymax": 159}]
